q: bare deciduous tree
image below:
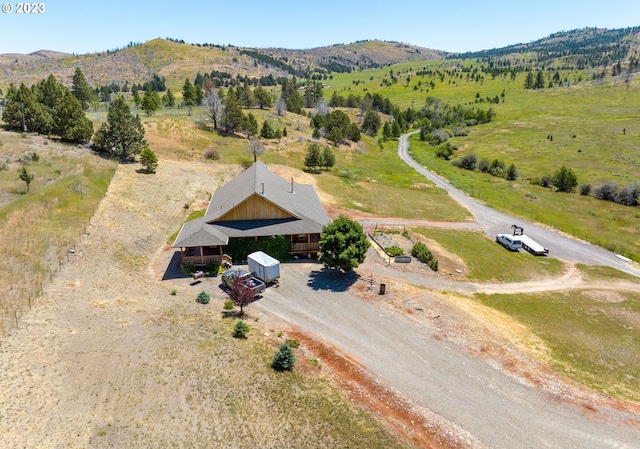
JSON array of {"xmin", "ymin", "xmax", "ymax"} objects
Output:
[
  {"xmin": 275, "ymin": 97, "xmax": 286, "ymax": 116},
  {"xmin": 246, "ymin": 138, "xmax": 266, "ymax": 163},
  {"xmin": 203, "ymin": 83, "xmax": 223, "ymax": 130},
  {"xmin": 316, "ymin": 99, "xmax": 330, "ymax": 116}
]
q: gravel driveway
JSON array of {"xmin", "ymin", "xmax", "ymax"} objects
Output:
[
  {"xmin": 397, "ymin": 132, "xmax": 640, "ymax": 278},
  {"xmin": 254, "ymin": 262, "xmax": 640, "ymax": 449}
]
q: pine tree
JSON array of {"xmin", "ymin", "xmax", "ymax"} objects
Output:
[
  {"xmin": 141, "ymin": 88, "xmax": 161, "ymax": 116},
  {"xmin": 182, "ymin": 78, "xmax": 196, "ymax": 107},
  {"xmin": 71, "ymin": 68, "xmax": 93, "ymax": 110},
  {"xmin": 93, "ymin": 96, "xmax": 147, "ymax": 160},
  {"xmin": 304, "ymin": 142, "xmax": 323, "ymax": 172}
]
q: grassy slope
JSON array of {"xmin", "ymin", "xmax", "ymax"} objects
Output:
[
  {"xmin": 325, "ymin": 61, "xmax": 640, "ymax": 259},
  {"xmin": 0, "ymin": 131, "xmax": 116, "ymax": 334},
  {"xmin": 476, "ymin": 288, "xmax": 640, "ymax": 401}
]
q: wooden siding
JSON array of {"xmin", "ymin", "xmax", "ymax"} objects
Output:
[{"xmin": 218, "ymin": 194, "xmax": 294, "ymax": 222}]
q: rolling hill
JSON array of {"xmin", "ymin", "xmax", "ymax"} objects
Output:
[{"xmin": 0, "ymin": 38, "xmax": 444, "ymax": 90}]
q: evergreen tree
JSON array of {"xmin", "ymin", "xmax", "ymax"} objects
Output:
[
  {"xmin": 253, "ymin": 85, "xmax": 272, "ymax": 109},
  {"xmin": 243, "ymin": 112, "xmax": 258, "ymax": 138},
  {"xmin": 71, "ymin": 68, "xmax": 94, "ymax": 110},
  {"xmin": 552, "ymin": 166, "xmax": 578, "ymax": 192},
  {"xmin": 182, "ymin": 78, "xmax": 196, "ymax": 106},
  {"xmin": 93, "ymin": 96, "xmax": 147, "ymax": 160},
  {"xmin": 141, "ymin": 88, "xmax": 161, "ymax": 116},
  {"xmin": 194, "ymin": 84, "xmax": 204, "ymax": 106},
  {"xmin": 524, "ymin": 71, "xmax": 535, "ymax": 90},
  {"xmin": 272, "ymin": 343, "xmax": 296, "ymax": 371},
  {"xmin": 362, "ymin": 109, "xmax": 382, "ymax": 136},
  {"xmin": 240, "ymin": 80, "xmax": 254, "ymax": 108},
  {"xmin": 260, "ymin": 120, "xmax": 275, "ymax": 139},
  {"xmin": 304, "ymin": 142, "xmax": 323, "ymax": 172},
  {"xmin": 2, "ymin": 83, "xmax": 51, "ymax": 133},
  {"xmin": 132, "ymin": 90, "xmax": 141, "ymax": 108},
  {"xmin": 221, "ymin": 88, "xmax": 245, "ymax": 135},
  {"xmin": 53, "ymin": 89, "xmax": 93, "ymax": 143},
  {"xmin": 318, "ymin": 215, "xmax": 370, "ymax": 272},
  {"xmin": 322, "ymin": 146, "xmax": 335, "ymax": 169},
  {"xmin": 18, "ymin": 166, "xmax": 34, "ymax": 192},
  {"xmin": 139, "ymin": 147, "xmax": 158, "ymax": 173},
  {"xmin": 533, "ymin": 71, "xmax": 545, "ymax": 89},
  {"xmin": 165, "ymin": 88, "xmax": 176, "ymax": 107}
]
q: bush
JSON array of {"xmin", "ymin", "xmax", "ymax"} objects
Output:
[
  {"xmin": 284, "ymin": 338, "xmax": 300, "ymax": 348},
  {"xmin": 0, "ymin": 162, "xmax": 7, "ymax": 171},
  {"xmin": 453, "ymin": 153, "xmax": 477, "ymax": 171},
  {"xmin": 139, "ymin": 147, "xmax": 158, "ymax": 173},
  {"xmin": 223, "ymin": 299, "xmax": 235, "ymax": 310},
  {"xmin": 203, "ymin": 147, "xmax": 221, "ymax": 160},
  {"xmin": 233, "ymin": 320, "xmax": 250, "ymax": 338},
  {"xmin": 435, "ymin": 142, "xmax": 455, "ymax": 160},
  {"xmin": 272, "ymin": 343, "xmax": 296, "ymax": 371},
  {"xmin": 593, "ymin": 182, "xmax": 618, "ymax": 201},
  {"xmin": 385, "ymin": 245, "xmax": 404, "ymax": 256},
  {"xmin": 181, "ymin": 263, "xmax": 197, "ymax": 276},
  {"xmin": 170, "ymin": 289, "xmax": 177, "ymax": 296},
  {"xmin": 206, "ymin": 260, "xmax": 220, "ymax": 275},
  {"xmin": 196, "ymin": 290, "xmax": 210, "ymax": 304},
  {"xmin": 411, "ymin": 242, "xmax": 438, "ymax": 271},
  {"xmin": 579, "ymin": 183, "xmax": 591, "ymax": 196}
]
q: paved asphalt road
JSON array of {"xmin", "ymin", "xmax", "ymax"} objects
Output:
[{"xmin": 397, "ymin": 131, "xmax": 640, "ymax": 278}]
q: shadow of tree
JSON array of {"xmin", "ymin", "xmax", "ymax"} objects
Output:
[{"xmin": 307, "ymin": 268, "xmax": 358, "ymax": 292}]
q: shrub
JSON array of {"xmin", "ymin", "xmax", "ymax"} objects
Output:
[
  {"xmin": 272, "ymin": 343, "xmax": 296, "ymax": 371},
  {"xmin": 206, "ymin": 261, "xmax": 220, "ymax": 275},
  {"xmin": 181, "ymin": 263, "xmax": 197, "ymax": 276},
  {"xmin": 489, "ymin": 159, "xmax": 506, "ymax": 177},
  {"xmin": 579, "ymin": 183, "xmax": 591, "ymax": 196},
  {"xmin": 505, "ymin": 163, "xmax": 518, "ymax": 181},
  {"xmin": 411, "ymin": 242, "xmax": 438, "ymax": 271},
  {"xmin": 0, "ymin": 162, "xmax": 7, "ymax": 171},
  {"xmin": 478, "ymin": 158, "xmax": 490, "ymax": 173},
  {"xmin": 31, "ymin": 152, "xmax": 40, "ymax": 162},
  {"xmin": 196, "ymin": 290, "xmax": 210, "ymax": 304},
  {"xmin": 203, "ymin": 147, "xmax": 220, "ymax": 160},
  {"xmin": 593, "ymin": 182, "xmax": 618, "ymax": 201},
  {"xmin": 454, "ymin": 153, "xmax": 477, "ymax": 171},
  {"xmin": 617, "ymin": 183, "xmax": 640, "ymax": 206},
  {"xmin": 435, "ymin": 142, "xmax": 455, "ymax": 160},
  {"xmin": 139, "ymin": 147, "xmax": 158, "ymax": 173},
  {"xmin": 170, "ymin": 289, "xmax": 177, "ymax": 296},
  {"xmin": 285, "ymin": 339, "xmax": 300, "ymax": 348},
  {"xmin": 233, "ymin": 320, "xmax": 250, "ymax": 338},
  {"xmin": 385, "ymin": 245, "xmax": 404, "ymax": 256},
  {"xmin": 223, "ymin": 299, "xmax": 234, "ymax": 310}
]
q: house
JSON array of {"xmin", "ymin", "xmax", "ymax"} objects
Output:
[{"xmin": 173, "ymin": 161, "xmax": 329, "ymax": 266}]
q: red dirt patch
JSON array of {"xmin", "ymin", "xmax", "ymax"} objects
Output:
[{"xmin": 287, "ymin": 329, "xmax": 473, "ymax": 449}]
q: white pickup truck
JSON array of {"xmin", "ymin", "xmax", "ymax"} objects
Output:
[{"xmin": 496, "ymin": 234, "xmax": 522, "ymax": 251}]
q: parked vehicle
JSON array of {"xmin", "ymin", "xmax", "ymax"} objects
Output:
[
  {"xmin": 496, "ymin": 234, "xmax": 522, "ymax": 251},
  {"xmin": 247, "ymin": 251, "xmax": 280, "ymax": 284},
  {"xmin": 221, "ymin": 269, "xmax": 266, "ymax": 295}
]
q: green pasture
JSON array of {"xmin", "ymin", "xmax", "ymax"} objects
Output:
[
  {"xmin": 476, "ymin": 288, "xmax": 640, "ymax": 401},
  {"xmin": 412, "ymin": 228, "xmax": 563, "ymax": 282}
]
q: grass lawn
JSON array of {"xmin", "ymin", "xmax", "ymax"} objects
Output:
[
  {"xmin": 475, "ymin": 289, "xmax": 640, "ymax": 402},
  {"xmin": 412, "ymin": 228, "xmax": 564, "ymax": 282}
]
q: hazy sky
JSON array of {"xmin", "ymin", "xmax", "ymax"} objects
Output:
[{"xmin": 1, "ymin": 0, "xmax": 639, "ymax": 54}]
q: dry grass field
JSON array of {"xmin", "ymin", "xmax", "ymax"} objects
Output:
[{"xmin": 0, "ymin": 152, "xmax": 421, "ymax": 448}]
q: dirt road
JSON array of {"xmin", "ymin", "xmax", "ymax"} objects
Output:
[
  {"xmin": 397, "ymin": 131, "xmax": 640, "ymax": 278},
  {"xmin": 254, "ymin": 260, "xmax": 640, "ymax": 449}
]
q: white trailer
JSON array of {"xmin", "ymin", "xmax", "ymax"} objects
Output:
[
  {"xmin": 519, "ymin": 235, "xmax": 549, "ymax": 255},
  {"xmin": 247, "ymin": 251, "xmax": 280, "ymax": 284}
]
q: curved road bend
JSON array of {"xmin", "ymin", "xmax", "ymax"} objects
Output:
[
  {"xmin": 397, "ymin": 131, "xmax": 640, "ymax": 278},
  {"xmin": 255, "ymin": 266, "xmax": 640, "ymax": 449}
]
